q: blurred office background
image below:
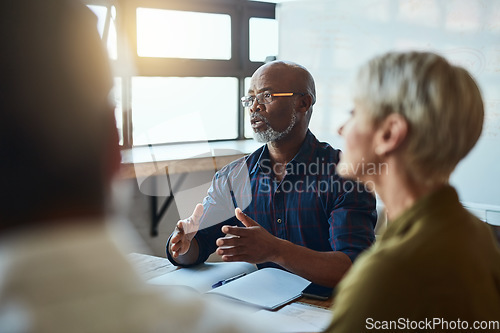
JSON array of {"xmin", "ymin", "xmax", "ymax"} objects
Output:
[{"xmin": 84, "ymin": 0, "xmax": 500, "ymax": 256}]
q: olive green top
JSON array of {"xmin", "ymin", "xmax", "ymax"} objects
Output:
[{"xmin": 325, "ymin": 186, "xmax": 500, "ymax": 333}]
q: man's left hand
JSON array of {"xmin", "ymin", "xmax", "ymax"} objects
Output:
[{"xmin": 215, "ymin": 208, "xmax": 281, "ymax": 264}]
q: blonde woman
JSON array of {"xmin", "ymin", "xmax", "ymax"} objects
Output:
[{"xmin": 326, "ymin": 52, "xmax": 500, "ymax": 332}]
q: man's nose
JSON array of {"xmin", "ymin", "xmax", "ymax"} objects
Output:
[
  {"xmin": 338, "ymin": 124, "xmax": 344, "ymax": 136},
  {"xmin": 249, "ymin": 98, "xmax": 261, "ymax": 113}
]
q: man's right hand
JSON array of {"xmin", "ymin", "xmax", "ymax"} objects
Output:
[{"xmin": 170, "ymin": 203, "xmax": 204, "ymax": 258}]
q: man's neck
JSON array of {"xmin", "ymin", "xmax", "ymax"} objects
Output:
[
  {"xmin": 267, "ymin": 131, "xmax": 307, "ymax": 164},
  {"xmin": 266, "ymin": 130, "xmax": 307, "ymax": 182}
]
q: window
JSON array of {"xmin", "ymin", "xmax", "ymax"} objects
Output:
[
  {"xmin": 249, "ymin": 17, "xmax": 279, "ymax": 62},
  {"xmin": 137, "ymin": 9, "xmax": 231, "ymax": 60},
  {"xmin": 85, "ymin": 0, "xmax": 276, "ymax": 148},
  {"xmin": 132, "ymin": 77, "xmax": 238, "ymax": 145},
  {"xmin": 87, "ymin": 4, "xmax": 117, "ymax": 59},
  {"xmin": 112, "ymin": 78, "xmax": 123, "ymax": 144},
  {"xmin": 88, "ymin": 4, "xmax": 121, "ymax": 144},
  {"xmin": 244, "ymin": 77, "xmax": 254, "ymax": 138}
]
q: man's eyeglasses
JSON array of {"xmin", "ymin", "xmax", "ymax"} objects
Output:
[{"xmin": 240, "ymin": 92, "xmax": 305, "ymax": 108}]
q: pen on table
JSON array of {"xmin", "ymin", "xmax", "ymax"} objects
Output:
[{"xmin": 212, "ymin": 273, "xmax": 246, "ymax": 288}]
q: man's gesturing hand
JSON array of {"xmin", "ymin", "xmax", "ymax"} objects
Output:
[
  {"xmin": 170, "ymin": 203, "xmax": 204, "ymax": 258},
  {"xmin": 215, "ymin": 208, "xmax": 281, "ymax": 264}
]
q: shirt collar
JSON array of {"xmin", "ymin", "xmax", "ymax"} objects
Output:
[{"xmin": 250, "ymin": 130, "xmax": 317, "ymax": 175}]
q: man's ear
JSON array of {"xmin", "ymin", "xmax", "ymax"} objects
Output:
[
  {"xmin": 296, "ymin": 94, "xmax": 313, "ymax": 114},
  {"xmin": 374, "ymin": 113, "xmax": 408, "ymax": 156}
]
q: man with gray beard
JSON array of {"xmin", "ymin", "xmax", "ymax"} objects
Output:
[{"xmin": 167, "ymin": 61, "xmax": 377, "ymax": 288}]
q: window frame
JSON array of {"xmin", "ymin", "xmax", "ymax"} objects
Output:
[{"xmin": 84, "ymin": 0, "xmax": 276, "ymax": 148}]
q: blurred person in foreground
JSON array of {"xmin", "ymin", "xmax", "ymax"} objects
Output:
[
  {"xmin": 0, "ymin": 1, "xmax": 269, "ymax": 332},
  {"xmin": 167, "ymin": 60, "xmax": 377, "ymax": 288},
  {"xmin": 325, "ymin": 51, "xmax": 500, "ymax": 332}
]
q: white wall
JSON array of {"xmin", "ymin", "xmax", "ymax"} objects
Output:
[{"xmin": 278, "ymin": 0, "xmax": 500, "ymax": 221}]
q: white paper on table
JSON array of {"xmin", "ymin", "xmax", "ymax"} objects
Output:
[
  {"xmin": 147, "ymin": 261, "xmax": 257, "ymax": 293},
  {"xmin": 252, "ymin": 302, "xmax": 333, "ymax": 332},
  {"xmin": 206, "ymin": 268, "xmax": 310, "ymax": 310}
]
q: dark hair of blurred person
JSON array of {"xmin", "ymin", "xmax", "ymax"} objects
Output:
[{"xmin": 0, "ymin": 1, "xmax": 271, "ymax": 332}]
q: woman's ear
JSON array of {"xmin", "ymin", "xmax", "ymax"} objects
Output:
[{"xmin": 374, "ymin": 113, "xmax": 408, "ymax": 156}]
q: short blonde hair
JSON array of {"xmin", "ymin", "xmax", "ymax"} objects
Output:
[{"xmin": 353, "ymin": 51, "xmax": 484, "ymax": 185}]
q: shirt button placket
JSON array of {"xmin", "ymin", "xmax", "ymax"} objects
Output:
[{"xmin": 274, "ymin": 187, "xmax": 285, "ymax": 239}]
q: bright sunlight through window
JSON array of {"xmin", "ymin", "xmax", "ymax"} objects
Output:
[
  {"xmin": 249, "ymin": 17, "xmax": 278, "ymax": 62},
  {"xmin": 137, "ymin": 8, "xmax": 231, "ymax": 60}
]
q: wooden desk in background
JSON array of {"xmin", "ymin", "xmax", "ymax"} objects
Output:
[
  {"xmin": 119, "ymin": 154, "xmax": 246, "ymax": 181},
  {"xmin": 119, "ymin": 141, "xmax": 259, "ymax": 236}
]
